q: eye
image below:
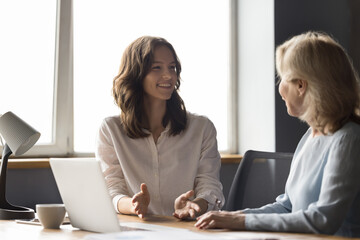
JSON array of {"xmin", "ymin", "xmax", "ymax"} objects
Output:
[
  {"xmin": 169, "ymin": 65, "xmax": 176, "ymax": 71},
  {"xmin": 151, "ymin": 65, "xmax": 161, "ymax": 70}
]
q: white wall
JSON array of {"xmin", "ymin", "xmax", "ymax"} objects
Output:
[{"xmin": 237, "ymin": 0, "xmax": 275, "ymax": 154}]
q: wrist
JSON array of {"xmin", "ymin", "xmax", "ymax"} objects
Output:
[
  {"xmin": 240, "ymin": 214, "xmax": 246, "ymax": 229},
  {"xmin": 207, "ymin": 198, "xmax": 223, "ymax": 211},
  {"xmin": 234, "ymin": 213, "xmax": 246, "ymax": 230},
  {"xmin": 117, "ymin": 196, "xmax": 135, "ymax": 215}
]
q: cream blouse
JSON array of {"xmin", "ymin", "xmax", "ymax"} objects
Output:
[{"xmin": 95, "ymin": 113, "xmax": 225, "ymax": 216}]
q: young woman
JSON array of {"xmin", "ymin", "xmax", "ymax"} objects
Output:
[
  {"xmin": 195, "ymin": 32, "xmax": 360, "ymax": 237},
  {"xmin": 96, "ymin": 36, "xmax": 224, "ymax": 219}
]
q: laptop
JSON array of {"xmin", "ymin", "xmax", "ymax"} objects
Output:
[{"xmin": 49, "ymin": 158, "xmax": 184, "ymax": 233}]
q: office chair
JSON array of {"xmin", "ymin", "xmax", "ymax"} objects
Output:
[{"xmin": 225, "ymin": 150, "xmax": 293, "ymax": 211}]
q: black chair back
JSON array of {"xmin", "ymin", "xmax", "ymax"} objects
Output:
[{"xmin": 225, "ymin": 150, "xmax": 293, "ymax": 211}]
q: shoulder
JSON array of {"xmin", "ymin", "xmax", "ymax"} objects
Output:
[
  {"xmin": 335, "ymin": 121, "xmax": 360, "ymax": 135},
  {"xmin": 327, "ymin": 122, "xmax": 360, "ymax": 162},
  {"xmin": 102, "ymin": 115, "xmax": 121, "ymax": 125},
  {"xmin": 184, "ymin": 112, "xmax": 217, "ymax": 137},
  {"xmin": 187, "ymin": 112, "xmax": 213, "ymax": 125},
  {"xmin": 186, "ymin": 112, "xmax": 216, "ymax": 129},
  {"xmin": 325, "ymin": 122, "xmax": 360, "ymax": 180},
  {"xmin": 103, "ymin": 115, "xmax": 121, "ymax": 123},
  {"xmin": 99, "ymin": 115, "xmax": 123, "ymax": 133},
  {"xmin": 331, "ymin": 121, "xmax": 360, "ymax": 143}
]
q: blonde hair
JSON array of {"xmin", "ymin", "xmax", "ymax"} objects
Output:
[{"xmin": 276, "ymin": 31, "xmax": 360, "ymax": 134}]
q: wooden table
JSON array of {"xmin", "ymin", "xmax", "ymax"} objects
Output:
[{"xmin": 0, "ymin": 214, "xmax": 357, "ymax": 240}]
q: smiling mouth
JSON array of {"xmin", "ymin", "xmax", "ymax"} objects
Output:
[{"xmin": 157, "ymin": 83, "xmax": 172, "ymax": 88}]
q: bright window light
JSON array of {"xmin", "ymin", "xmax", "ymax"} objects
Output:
[
  {"xmin": 73, "ymin": 0, "xmax": 230, "ymax": 153},
  {"xmin": 0, "ymin": 0, "xmax": 56, "ymax": 145}
]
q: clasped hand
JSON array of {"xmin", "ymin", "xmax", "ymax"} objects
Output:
[{"xmin": 194, "ymin": 210, "xmax": 245, "ymax": 230}]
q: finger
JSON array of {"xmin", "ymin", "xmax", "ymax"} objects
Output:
[
  {"xmin": 178, "ymin": 210, "xmax": 189, "ymax": 219},
  {"xmin": 135, "ymin": 206, "xmax": 146, "ymax": 217},
  {"xmin": 205, "ymin": 220, "xmax": 216, "ymax": 229},
  {"xmin": 132, "ymin": 193, "xmax": 140, "ymax": 203},
  {"xmin": 173, "ymin": 212, "xmax": 183, "ymax": 219},
  {"xmin": 189, "ymin": 202, "xmax": 201, "ymax": 213},
  {"xmin": 178, "ymin": 190, "xmax": 194, "ymax": 202},
  {"xmin": 173, "ymin": 212, "xmax": 185, "ymax": 219},
  {"xmin": 132, "ymin": 183, "xmax": 146, "ymax": 204},
  {"xmin": 134, "ymin": 203, "xmax": 142, "ymax": 212},
  {"xmin": 194, "ymin": 219, "xmax": 201, "ymax": 228},
  {"xmin": 140, "ymin": 183, "xmax": 149, "ymax": 195},
  {"xmin": 177, "ymin": 211, "xmax": 185, "ymax": 219},
  {"xmin": 136, "ymin": 206, "xmax": 147, "ymax": 219},
  {"xmin": 194, "ymin": 218, "xmax": 203, "ymax": 228},
  {"xmin": 195, "ymin": 218, "xmax": 209, "ymax": 229},
  {"xmin": 184, "ymin": 190, "xmax": 194, "ymax": 199},
  {"xmin": 195, "ymin": 213, "xmax": 211, "ymax": 227},
  {"xmin": 198, "ymin": 221, "xmax": 209, "ymax": 229},
  {"xmin": 189, "ymin": 208, "xmax": 196, "ymax": 219},
  {"xmin": 196, "ymin": 214, "xmax": 205, "ymax": 221}
]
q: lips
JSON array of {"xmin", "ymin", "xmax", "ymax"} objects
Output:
[{"xmin": 157, "ymin": 83, "xmax": 172, "ymax": 88}]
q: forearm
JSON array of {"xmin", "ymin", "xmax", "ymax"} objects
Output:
[
  {"xmin": 244, "ymin": 211, "xmax": 318, "ymax": 233},
  {"xmin": 196, "ymin": 118, "xmax": 225, "ymax": 210},
  {"xmin": 242, "ymin": 202, "xmax": 291, "ymax": 214}
]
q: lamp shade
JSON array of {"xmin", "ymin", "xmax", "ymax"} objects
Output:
[{"xmin": 0, "ymin": 111, "xmax": 40, "ymax": 156}]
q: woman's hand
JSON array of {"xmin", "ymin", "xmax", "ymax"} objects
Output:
[
  {"xmin": 117, "ymin": 183, "xmax": 150, "ymax": 218},
  {"xmin": 195, "ymin": 210, "xmax": 245, "ymax": 230},
  {"xmin": 131, "ymin": 183, "xmax": 150, "ymax": 218},
  {"xmin": 173, "ymin": 190, "xmax": 207, "ymax": 219}
]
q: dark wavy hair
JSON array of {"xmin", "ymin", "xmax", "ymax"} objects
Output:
[{"xmin": 112, "ymin": 36, "xmax": 187, "ymax": 138}]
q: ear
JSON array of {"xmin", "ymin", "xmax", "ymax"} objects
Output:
[{"xmin": 297, "ymin": 79, "xmax": 307, "ymax": 97}]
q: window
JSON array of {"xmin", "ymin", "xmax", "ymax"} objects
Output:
[
  {"xmin": 0, "ymin": 0, "xmax": 57, "ymax": 155},
  {"xmin": 73, "ymin": 0, "xmax": 232, "ymax": 153},
  {"xmin": 1, "ymin": 0, "xmax": 237, "ymax": 156}
]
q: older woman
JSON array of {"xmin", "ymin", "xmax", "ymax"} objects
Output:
[{"xmin": 195, "ymin": 32, "xmax": 360, "ymax": 237}]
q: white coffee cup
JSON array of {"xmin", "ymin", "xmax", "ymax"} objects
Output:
[{"xmin": 36, "ymin": 204, "xmax": 66, "ymax": 229}]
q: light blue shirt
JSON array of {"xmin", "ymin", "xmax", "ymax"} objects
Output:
[{"xmin": 243, "ymin": 121, "xmax": 360, "ymax": 237}]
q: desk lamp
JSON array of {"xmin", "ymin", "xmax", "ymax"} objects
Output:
[{"xmin": 0, "ymin": 111, "xmax": 41, "ymax": 220}]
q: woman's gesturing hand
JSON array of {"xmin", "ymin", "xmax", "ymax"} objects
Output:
[
  {"xmin": 131, "ymin": 183, "xmax": 150, "ymax": 218},
  {"xmin": 173, "ymin": 190, "xmax": 207, "ymax": 219}
]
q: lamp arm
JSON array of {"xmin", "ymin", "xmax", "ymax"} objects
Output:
[
  {"xmin": 0, "ymin": 144, "xmax": 12, "ymax": 205},
  {"xmin": 0, "ymin": 143, "xmax": 35, "ymax": 219}
]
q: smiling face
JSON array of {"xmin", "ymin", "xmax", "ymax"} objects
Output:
[{"xmin": 143, "ymin": 45, "xmax": 177, "ymax": 103}]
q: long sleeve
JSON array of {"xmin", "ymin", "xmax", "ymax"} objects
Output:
[
  {"xmin": 243, "ymin": 122, "xmax": 360, "ymax": 237},
  {"xmin": 242, "ymin": 193, "xmax": 292, "ymax": 214},
  {"xmin": 194, "ymin": 119, "xmax": 225, "ymax": 210},
  {"xmin": 96, "ymin": 118, "xmax": 130, "ymax": 212},
  {"xmin": 95, "ymin": 113, "xmax": 224, "ymax": 216}
]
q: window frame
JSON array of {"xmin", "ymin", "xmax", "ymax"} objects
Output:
[{"xmin": 2, "ymin": 0, "xmax": 239, "ymax": 157}]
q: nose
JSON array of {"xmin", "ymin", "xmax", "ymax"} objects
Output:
[
  {"xmin": 161, "ymin": 69, "xmax": 172, "ymax": 80},
  {"xmin": 278, "ymin": 81, "xmax": 283, "ymax": 96}
]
